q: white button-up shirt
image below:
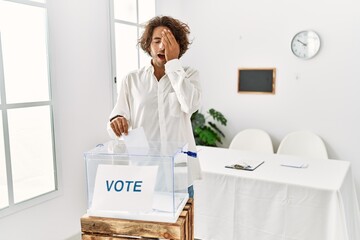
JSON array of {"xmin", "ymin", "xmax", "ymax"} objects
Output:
[{"xmin": 107, "ymin": 59, "xmax": 202, "ymax": 184}]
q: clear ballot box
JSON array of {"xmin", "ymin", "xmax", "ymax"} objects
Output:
[{"xmin": 84, "ymin": 140, "xmax": 189, "ymax": 223}]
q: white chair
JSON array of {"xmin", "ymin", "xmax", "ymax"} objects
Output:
[
  {"xmin": 229, "ymin": 129, "xmax": 274, "ymax": 154},
  {"xmin": 277, "ymin": 131, "xmax": 328, "ymax": 159}
]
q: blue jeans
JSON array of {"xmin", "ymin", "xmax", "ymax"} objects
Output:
[{"xmin": 188, "ymin": 185, "xmax": 194, "ymax": 198}]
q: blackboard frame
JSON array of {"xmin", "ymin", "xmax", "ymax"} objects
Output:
[{"xmin": 238, "ymin": 68, "xmax": 276, "ymax": 94}]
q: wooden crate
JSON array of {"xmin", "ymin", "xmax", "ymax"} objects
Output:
[{"xmin": 81, "ymin": 199, "xmax": 194, "ymax": 240}]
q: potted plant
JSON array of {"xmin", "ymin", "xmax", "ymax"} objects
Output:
[{"xmin": 191, "ymin": 108, "xmax": 227, "ymax": 146}]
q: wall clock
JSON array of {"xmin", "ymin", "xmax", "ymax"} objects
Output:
[{"xmin": 291, "ymin": 30, "xmax": 321, "ymax": 59}]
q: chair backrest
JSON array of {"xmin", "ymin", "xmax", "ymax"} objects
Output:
[
  {"xmin": 229, "ymin": 129, "xmax": 274, "ymax": 154},
  {"xmin": 277, "ymin": 131, "xmax": 328, "ymax": 159}
]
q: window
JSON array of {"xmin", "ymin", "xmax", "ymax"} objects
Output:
[
  {"xmin": 0, "ymin": 0, "xmax": 57, "ymax": 216},
  {"xmin": 110, "ymin": 0, "xmax": 155, "ymax": 101}
]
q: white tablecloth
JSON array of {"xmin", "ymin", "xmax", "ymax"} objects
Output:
[{"xmin": 194, "ymin": 146, "xmax": 360, "ymax": 240}]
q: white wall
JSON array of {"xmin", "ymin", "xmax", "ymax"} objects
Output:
[
  {"xmin": 157, "ymin": 0, "xmax": 360, "ymax": 201},
  {"xmin": 0, "ymin": 0, "xmax": 113, "ymax": 239},
  {"xmin": 0, "ymin": 1, "xmax": 359, "ymax": 239}
]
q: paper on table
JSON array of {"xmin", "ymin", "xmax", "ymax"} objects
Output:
[
  {"xmin": 123, "ymin": 127, "xmax": 149, "ymax": 151},
  {"xmin": 280, "ymin": 159, "xmax": 309, "ymax": 168}
]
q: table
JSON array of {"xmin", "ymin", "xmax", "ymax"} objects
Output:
[{"xmin": 194, "ymin": 146, "xmax": 360, "ymax": 240}]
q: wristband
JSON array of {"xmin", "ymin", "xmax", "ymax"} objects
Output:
[{"xmin": 109, "ymin": 115, "xmax": 122, "ymax": 122}]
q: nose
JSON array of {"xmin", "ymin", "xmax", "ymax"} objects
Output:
[{"xmin": 159, "ymin": 42, "xmax": 164, "ymax": 50}]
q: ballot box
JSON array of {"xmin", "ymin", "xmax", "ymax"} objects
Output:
[{"xmin": 84, "ymin": 140, "xmax": 189, "ymax": 223}]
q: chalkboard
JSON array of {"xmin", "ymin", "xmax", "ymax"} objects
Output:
[{"xmin": 238, "ymin": 68, "xmax": 276, "ymax": 94}]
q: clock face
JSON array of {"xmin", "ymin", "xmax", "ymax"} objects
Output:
[{"xmin": 291, "ymin": 30, "xmax": 321, "ymax": 59}]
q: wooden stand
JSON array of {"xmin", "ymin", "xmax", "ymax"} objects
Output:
[{"xmin": 81, "ymin": 199, "xmax": 194, "ymax": 240}]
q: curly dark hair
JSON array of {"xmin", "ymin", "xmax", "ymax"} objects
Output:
[{"xmin": 138, "ymin": 16, "xmax": 191, "ymax": 59}]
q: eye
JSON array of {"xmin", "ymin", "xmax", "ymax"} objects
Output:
[{"xmin": 152, "ymin": 38, "xmax": 161, "ymax": 44}]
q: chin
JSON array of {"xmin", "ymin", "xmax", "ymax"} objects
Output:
[{"xmin": 154, "ymin": 60, "xmax": 166, "ymax": 67}]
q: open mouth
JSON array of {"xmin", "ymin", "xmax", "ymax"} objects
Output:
[{"xmin": 157, "ymin": 54, "xmax": 166, "ymax": 60}]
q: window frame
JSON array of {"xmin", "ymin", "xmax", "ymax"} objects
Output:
[
  {"xmin": 0, "ymin": 0, "xmax": 60, "ymax": 218},
  {"xmin": 109, "ymin": 0, "xmax": 155, "ymax": 104}
]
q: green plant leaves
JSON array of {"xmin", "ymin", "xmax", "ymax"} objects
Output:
[
  {"xmin": 208, "ymin": 122, "xmax": 225, "ymax": 137},
  {"xmin": 194, "ymin": 126, "xmax": 219, "ymax": 146},
  {"xmin": 191, "ymin": 108, "xmax": 227, "ymax": 147},
  {"xmin": 191, "ymin": 111, "xmax": 205, "ymax": 129},
  {"xmin": 208, "ymin": 108, "xmax": 227, "ymax": 126}
]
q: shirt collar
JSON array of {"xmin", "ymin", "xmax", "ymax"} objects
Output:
[
  {"xmin": 145, "ymin": 60, "xmax": 167, "ymax": 79},
  {"xmin": 144, "ymin": 60, "xmax": 154, "ymax": 74}
]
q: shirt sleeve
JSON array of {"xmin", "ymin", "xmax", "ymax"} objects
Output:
[
  {"xmin": 165, "ymin": 59, "xmax": 202, "ymax": 114},
  {"xmin": 107, "ymin": 75, "xmax": 131, "ymax": 139},
  {"xmin": 109, "ymin": 75, "xmax": 131, "ymax": 121}
]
